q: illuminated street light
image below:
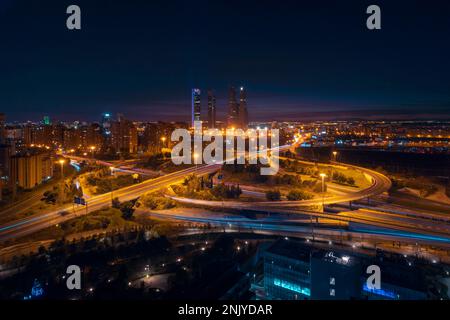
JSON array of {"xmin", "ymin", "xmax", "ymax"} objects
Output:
[
  {"xmin": 58, "ymin": 159, "xmax": 66, "ymax": 204},
  {"xmin": 319, "ymin": 173, "xmax": 327, "ymax": 209},
  {"xmin": 332, "ymin": 151, "xmax": 338, "ymax": 162},
  {"xmin": 58, "ymin": 159, "xmax": 65, "ymax": 179},
  {"xmin": 193, "ymin": 152, "xmax": 199, "ymax": 170},
  {"xmin": 89, "ymin": 146, "xmax": 96, "ymax": 158}
]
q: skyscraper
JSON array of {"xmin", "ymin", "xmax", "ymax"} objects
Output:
[
  {"xmin": 207, "ymin": 90, "xmax": 216, "ymax": 129},
  {"xmin": 43, "ymin": 116, "xmax": 51, "ymax": 126},
  {"xmin": 192, "ymin": 88, "xmax": 201, "ymax": 127},
  {"xmin": 239, "ymin": 86, "xmax": 249, "ymax": 129},
  {"xmin": 101, "ymin": 113, "xmax": 112, "ymax": 136},
  {"xmin": 0, "ymin": 113, "xmax": 5, "ymax": 144},
  {"xmin": 111, "ymin": 115, "xmax": 138, "ymax": 154},
  {"xmin": 227, "ymin": 86, "xmax": 239, "ymax": 128}
]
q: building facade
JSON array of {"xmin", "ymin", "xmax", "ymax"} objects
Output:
[
  {"xmin": 192, "ymin": 88, "xmax": 201, "ymax": 128},
  {"xmin": 10, "ymin": 150, "xmax": 53, "ymax": 190},
  {"xmin": 207, "ymin": 89, "xmax": 216, "ymax": 129}
]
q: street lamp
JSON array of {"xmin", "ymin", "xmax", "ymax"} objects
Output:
[
  {"xmin": 193, "ymin": 152, "xmax": 199, "ymax": 170},
  {"xmin": 58, "ymin": 159, "xmax": 66, "ymax": 204},
  {"xmin": 90, "ymin": 146, "xmax": 96, "ymax": 158},
  {"xmin": 319, "ymin": 173, "xmax": 327, "ymax": 210},
  {"xmin": 109, "ymin": 167, "xmax": 115, "ymax": 204},
  {"xmin": 59, "ymin": 159, "xmax": 66, "ymax": 179},
  {"xmin": 332, "ymin": 151, "xmax": 337, "ymax": 162}
]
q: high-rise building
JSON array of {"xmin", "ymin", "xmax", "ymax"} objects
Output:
[
  {"xmin": 111, "ymin": 116, "xmax": 138, "ymax": 154},
  {"xmin": 86, "ymin": 123, "xmax": 103, "ymax": 149},
  {"xmin": 52, "ymin": 123, "xmax": 66, "ymax": 147},
  {"xmin": 63, "ymin": 127, "xmax": 82, "ymax": 149},
  {"xmin": 0, "ymin": 113, "xmax": 5, "ymax": 144},
  {"xmin": 239, "ymin": 86, "xmax": 248, "ymax": 129},
  {"xmin": 10, "ymin": 150, "xmax": 53, "ymax": 190},
  {"xmin": 227, "ymin": 86, "xmax": 239, "ymax": 128},
  {"xmin": 23, "ymin": 123, "xmax": 34, "ymax": 146},
  {"xmin": 101, "ymin": 113, "xmax": 112, "ymax": 136},
  {"xmin": 207, "ymin": 90, "xmax": 216, "ymax": 129},
  {"xmin": 192, "ymin": 89, "xmax": 201, "ymax": 127},
  {"xmin": 43, "ymin": 116, "xmax": 51, "ymax": 126},
  {"xmin": 261, "ymin": 239, "xmax": 428, "ymax": 301}
]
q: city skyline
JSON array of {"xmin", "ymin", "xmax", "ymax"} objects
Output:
[{"xmin": 1, "ymin": 0, "xmax": 450, "ymax": 305}]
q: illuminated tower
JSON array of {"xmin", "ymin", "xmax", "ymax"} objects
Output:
[
  {"xmin": 192, "ymin": 88, "xmax": 201, "ymax": 127},
  {"xmin": 227, "ymin": 86, "xmax": 239, "ymax": 128},
  {"xmin": 239, "ymin": 86, "xmax": 248, "ymax": 129},
  {"xmin": 101, "ymin": 113, "xmax": 112, "ymax": 136},
  {"xmin": 207, "ymin": 89, "xmax": 216, "ymax": 129}
]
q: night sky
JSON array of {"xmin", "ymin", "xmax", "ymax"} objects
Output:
[{"xmin": 1, "ymin": 0, "xmax": 450, "ymax": 122}]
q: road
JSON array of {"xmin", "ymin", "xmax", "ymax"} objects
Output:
[
  {"xmin": 0, "ymin": 143, "xmax": 393, "ymax": 244},
  {"xmin": 0, "ymin": 163, "xmax": 220, "ymax": 241},
  {"xmin": 141, "ymin": 208, "xmax": 450, "ymax": 253},
  {"xmin": 169, "ymin": 164, "xmax": 391, "ymax": 208},
  {"xmin": 0, "ymin": 142, "xmax": 295, "ymax": 242}
]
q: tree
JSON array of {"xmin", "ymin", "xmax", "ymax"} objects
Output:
[
  {"xmin": 287, "ymin": 189, "xmax": 314, "ymax": 200},
  {"xmin": 347, "ymin": 177, "xmax": 355, "ymax": 186},
  {"xmin": 120, "ymin": 201, "xmax": 135, "ymax": 220},
  {"xmin": 112, "ymin": 197, "xmax": 121, "ymax": 209},
  {"xmin": 266, "ymin": 189, "xmax": 281, "ymax": 201}
]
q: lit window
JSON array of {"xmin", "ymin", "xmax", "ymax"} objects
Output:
[
  {"xmin": 329, "ymin": 277, "xmax": 335, "ymax": 285},
  {"xmin": 330, "ymin": 289, "xmax": 335, "ymax": 296}
]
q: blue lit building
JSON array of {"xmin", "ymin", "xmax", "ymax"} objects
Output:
[
  {"xmin": 360, "ymin": 256, "xmax": 428, "ymax": 300},
  {"xmin": 192, "ymin": 88, "xmax": 201, "ymax": 128},
  {"xmin": 263, "ymin": 240, "xmax": 311, "ymax": 300},
  {"xmin": 310, "ymin": 250, "xmax": 362, "ymax": 299},
  {"xmin": 261, "ymin": 239, "xmax": 429, "ymax": 300}
]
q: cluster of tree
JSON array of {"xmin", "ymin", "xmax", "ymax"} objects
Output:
[
  {"xmin": 176, "ymin": 174, "xmax": 242, "ymax": 201},
  {"xmin": 273, "ymin": 174, "xmax": 302, "ymax": 186},
  {"xmin": 41, "ymin": 180, "xmax": 83, "ymax": 204},
  {"xmin": 222, "ymin": 163, "xmax": 269, "ymax": 183},
  {"xmin": 112, "ymin": 198, "xmax": 136, "ymax": 219},
  {"xmin": 144, "ymin": 152, "xmax": 171, "ymax": 169},
  {"xmin": 286, "ymin": 189, "xmax": 314, "ymax": 200},
  {"xmin": 139, "ymin": 193, "xmax": 176, "ymax": 210},
  {"xmin": 87, "ymin": 173, "xmax": 136, "ymax": 195},
  {"xmin": 280, "ymin": 159, "xmax": 317, "ymax": 175},
  {"xmin": 210, "ymin": 183, "xmax": 242, "ymax": 199},
  {"xmin": 332, "ymin": 172, "xmax": 356, "ymax": 186},
  {"xmin": 265, "ymin": 189, "xmax": 281, "ymax": 201}
]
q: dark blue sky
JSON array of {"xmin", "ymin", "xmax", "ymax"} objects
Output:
[{"xmin": 1, "ymin": 0, "xmax": 450, "ymax": 122}]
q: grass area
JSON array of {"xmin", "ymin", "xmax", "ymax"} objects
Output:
[
  {"xmin": 138, "ymin": 192, "xmax": 177, "ymax": 210},
  {"xmin": 79, "ymin": 168, "xmax": 139, "ymax": 195},
  {"xmin": 3, "ymin": 207, "xmax": 138, "ymax": 247},
  {"xmin": 388, "ymin": 192, "xmax": 450, "ymax": 215}
]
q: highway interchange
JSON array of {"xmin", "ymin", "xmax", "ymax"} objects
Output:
[{"xmin": 1, "ymin": 144, "xmax": 450, "ymax": 262}]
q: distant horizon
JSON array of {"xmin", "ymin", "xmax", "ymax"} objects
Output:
[{"xmin": 4, "ymin": 107, "xmax": 450, "ymax": 124}]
